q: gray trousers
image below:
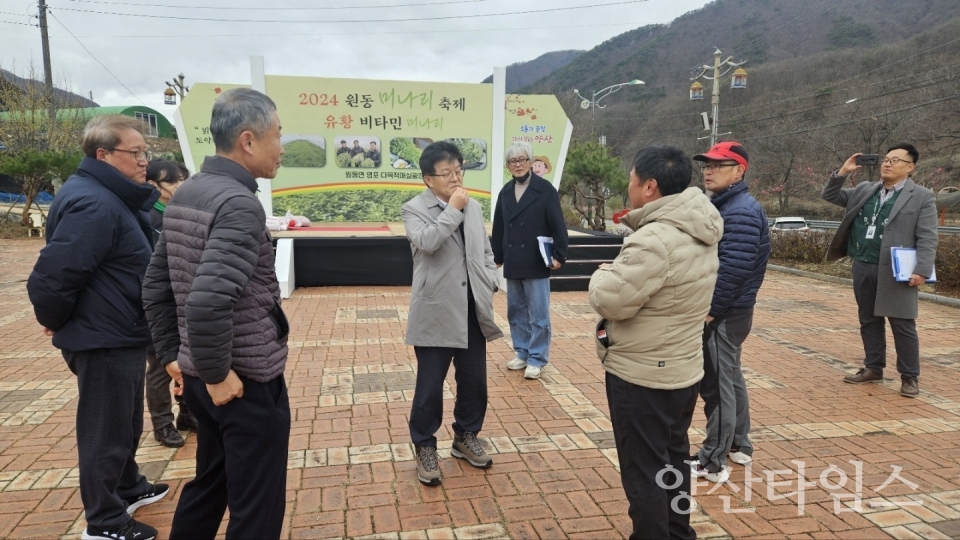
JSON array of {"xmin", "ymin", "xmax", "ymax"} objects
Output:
[
  {"xmin": 64, "ymin": 347, "xmax": 151, "ymax": 528},
  {"xmin": 697, "ymin": 307, "xmax": 754, "ymax": 474},
  {"xmin": 852, "ymin": 260, "xmax": 920, "ymax": 379},
  {"xmin": 146, "ymin": 347, "xmax": 180, "ymax": 429}
]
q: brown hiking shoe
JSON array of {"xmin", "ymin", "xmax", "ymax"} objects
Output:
[
  {"xmin": 415, "ymin": 445, "xmax": 441, "ymax": 485},
  {"xmin": 451, "ymin": 432, "xmax": 493, "ymax": 469},
  {"xmin": 900, "ymin": 377, "xmax": 919, "ymax": 398},
  {"xmin": 844, "ymin": 368, "xmax": 882, "ymax": 384}
]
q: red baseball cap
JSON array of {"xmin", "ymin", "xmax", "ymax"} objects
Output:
[{"xmin": 693, "ymin": 141, "xmax": 749, "ymax": 171}]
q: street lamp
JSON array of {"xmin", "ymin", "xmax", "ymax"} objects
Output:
[
  {"xmin": 574, "ymin": 79, "xmax": 645, "ymax": 116},
  {"xmin": 574, "ymin": 79, "xmax": 644, "ymax": 144},
  {"xmin": 163, "ymin": 73, "xmax": 189, "ymax": 105},
  {"xmin": 690, "ymin": 48, "xmax": 747, "ymax": 147}
]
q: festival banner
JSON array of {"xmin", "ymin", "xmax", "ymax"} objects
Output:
[
  {"xmin": 266, "ymin": 75, "xmax": 493, "ymax": 222},
  {"xmin": 503, "ymin": 94, "xmax": 571, "ymax": 190},
  {"xmin": 176, "ymin": 76, "xmax": 571, "ymax": 222},
  {"xmin": 177, "ymin": 82, "xmax": 250, "ymax": 175}
]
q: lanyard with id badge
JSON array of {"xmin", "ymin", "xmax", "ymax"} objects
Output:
[{"xmin": 865, "ymin": 191, "xmax": 891, "ymax": 240}]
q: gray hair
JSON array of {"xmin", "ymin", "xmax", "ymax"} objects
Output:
[
  {"xmin": 210, "ymin": 88, "xmax": 278, "ymax": 152},
  {"xmin": 505, "ymin": 141, "xmax": 534, "ymax": 163},
  {"xmin": 81, "ymin": 115, "xmax": 144, "ymax": 158}
]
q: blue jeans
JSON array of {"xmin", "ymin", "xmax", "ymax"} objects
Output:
[{"xmin": 506, "ymin": 278, "xmax": 551, "ymax": 368}]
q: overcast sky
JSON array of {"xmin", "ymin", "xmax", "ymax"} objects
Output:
[{"xmin": 1, "ymin": 0, "xmax": 712, "ymax": 121}]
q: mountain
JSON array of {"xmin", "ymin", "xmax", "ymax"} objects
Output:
[
  {"xmin": 0, "ymin": 69, "xmax": 98, "ymax": 109},
  {"xmin": 482, "ymin": 50, "xmax": 583, "ymax": 93},
  {"xmin": 516, "ymin": 0, "xmax": 960, "ymax": 216},
  {"xmin": 524, "ymin": 0, "xmax": 960, "ymax": 97}
]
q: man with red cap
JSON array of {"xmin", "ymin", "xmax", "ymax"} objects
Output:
[{"xmin": 689, "ymin": 141, "xmax": 770, "ymax": 484}]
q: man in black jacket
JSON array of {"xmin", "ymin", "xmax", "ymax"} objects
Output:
[
  {"xmin": 27, "ymin": 115, "xmax": 168, "ymax": 540},
  {"xmin": 492, "ymin": 141, "xmax": 569, "ymax": 380},
  {"xmin": 143, "ymin": 88, "xmax": 290, "ymax": 539}
]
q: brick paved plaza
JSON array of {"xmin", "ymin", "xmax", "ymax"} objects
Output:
[{"xmin": 2, "ymin": 237, "xmax": 960, "ymax": 539}]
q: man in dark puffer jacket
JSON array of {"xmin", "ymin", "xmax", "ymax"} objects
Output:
[
  {"xmin": 28, "ymin": 115, "xmax": 167, "ymax": 540},
  {"xmin": 690, "ymin": 142, "xmax": 770, "ymax": 484},
  {"xmin": 142, "ymin": 88, "xmax": 290, "ymax": 539}
]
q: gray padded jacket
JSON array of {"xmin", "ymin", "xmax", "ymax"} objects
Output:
[{"xmin": 143, "ymin": 155, "xmax": 289, "ymax": 384}]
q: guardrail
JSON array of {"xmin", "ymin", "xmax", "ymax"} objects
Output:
[{"xmin": 803, "ymin": 220, "xmax": 960, "ymax": 235}]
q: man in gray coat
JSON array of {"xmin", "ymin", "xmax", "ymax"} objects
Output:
[
  {"xmin": 822, "ymin": 142, "xmax": 938, "ymax": 398},
  {"xmin": 402, "ymin": 141, "xmax": 502, "ymax": 486}
]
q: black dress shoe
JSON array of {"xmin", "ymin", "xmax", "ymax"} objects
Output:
[
  {"xmin": 154, "ymin": 424, "xmax": 185, "ymax": 448},
  {"xmin": 175, "ymin": 409, "xmax": 198, "ymax": 431}
]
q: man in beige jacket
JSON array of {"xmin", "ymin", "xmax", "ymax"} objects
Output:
[{"xmin": 589, "ymin": 145, "xmax": 722, "ymax": 540}]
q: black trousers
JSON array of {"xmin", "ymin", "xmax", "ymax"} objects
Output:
[
  {"xmin": 145, "ymin": 347, "xmax": 189, "ymax": 429},
  {"xmin": 606, "ymin": 372, "xmax": 698, "ymax": 540},
  {"xmin": 64, "ymin": 347, "xmax": 151, "ymax": 529},
  {"xmin": 409, "ymin": 297, "xmax": 487, "ymax": 448},
  {"xmin": 852, "ymin": 260, "xmax": 920, "ymax": 379},
  {"xmin": 170, "ymin": 374, "xmax": 290, "ymax": 540}
]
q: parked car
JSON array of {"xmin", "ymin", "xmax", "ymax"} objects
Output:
[{"xmin": 770, "ymin": 216, "xmax": 810, "ymax": 232}]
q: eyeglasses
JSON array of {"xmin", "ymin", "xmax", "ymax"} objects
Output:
[
  {"xmin": 425, "ymin": 169, "xmax": 464, "ymax": 182},
  {"xmin": 507, "ymin": 158, "xmax": 530, "ymax": 166},
  {"xmin": 109, "ymin": 148, "xmax": 151, "ymax": 162},
  {"xmin": 701, "ymin": 162, "xmax": 740, "ymax": 171},
  {"xmin": 882, "ymin": 157, "xmax": 913, "ymax": 166}
]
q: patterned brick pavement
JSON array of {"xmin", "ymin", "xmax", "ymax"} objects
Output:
[{"xmin": 2, "ymin": 237, "xmax": 960, "ymax": 539}]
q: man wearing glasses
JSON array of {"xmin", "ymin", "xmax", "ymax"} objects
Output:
[
  {"xmin": 823, "ymin": 143, "xmax": 938, "ymax": 398},
  {"xmin": 28, "ymin": 116, "xmax": 167, "ymax": 540},
  {"xmin": 689, "ymin": 141, "xmax": 769, "ymax": 484},
  {"xmin": 401, "ymin": 141, "xmax": 502, "ymax": 486}
]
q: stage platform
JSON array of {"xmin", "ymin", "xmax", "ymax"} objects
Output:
[{"xmin": 272, "ymin": 222, "xmax": 623, "ymax": 294}]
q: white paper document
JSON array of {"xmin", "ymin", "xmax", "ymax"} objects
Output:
[
  {"xmin": 891, "ymin": 247, "xmax": 936, "ymax": 283},
  {"xmin": 537, "ymin": 236, "xmax": 554, "ymax": 267}
]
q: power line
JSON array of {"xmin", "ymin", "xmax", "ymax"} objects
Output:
[
  {"xmin": 0, "ymin": 19, "xmax": 35, "ymax": 26},
  {"xmin": 720, "ymin": 34, "xmax": 960, "ymax": 119},
  {"xmin": 598, "ymin": 34, "xmax": 960, "ymax": 126},
  {"xmin": 56, "ymin": 19, "xmax": 650, "ymax": 38},
  {"xmin": 741, "ymin": 93, "xmax": 960, "ymax": 142},
  {"xmin": 52, "ymin": 0, "xmax": 653, "ymax": 24},
  {"xmin": 64, "ymin": 0, "xmax": 494, "ymax": 10},
  {"xmin": 48, "ymin": 11, "xmax": 146, "ymax": 107},
  {"xmin": 724, "ymin": 67, "xmax": 960, "ymax": 129}
]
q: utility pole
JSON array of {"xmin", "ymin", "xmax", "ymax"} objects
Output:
[
  {"xmin": 164, "ymin": 73, "xmax": 189, "ymax": 105},
  {"xmin": 689, "ymin": 48, "xmax": 748, "ymax": 147},
  {"xmin": 37, "ymin": 0, "xmax": 56, "ymax": 149},
  {"xmin": 38, "ymin": 0, "xmax": 54, "ymax": 106}
]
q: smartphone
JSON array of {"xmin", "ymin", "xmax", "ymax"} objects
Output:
[{"xmin": 856, "ymin": 154, "xmax": 879, "ymax": 166}]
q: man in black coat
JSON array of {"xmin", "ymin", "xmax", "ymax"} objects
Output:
[
  {"xmin": 27, "ymin": 115, "xmax": 168, "ymax": 540},
  {"xmin": 492, "ymin": 141, "xmax": 569, "ymax": 380}
]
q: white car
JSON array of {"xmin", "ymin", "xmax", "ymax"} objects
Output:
[{"xmin": 771, "ymin": 216, "xmax": 810, "ymax": 232}]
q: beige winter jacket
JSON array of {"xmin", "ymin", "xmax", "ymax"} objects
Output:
[{"xmin": 588, "ymin": 187, "xmax": 723, "ymax": 390}]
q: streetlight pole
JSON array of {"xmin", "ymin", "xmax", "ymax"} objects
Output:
[
  {"xmin": 573, "ymin": 79, "xmax": 644, "ymax": 145},
  {"xmin": 690, "ymin": 48, "xmax": 747, "ymax": 147}
]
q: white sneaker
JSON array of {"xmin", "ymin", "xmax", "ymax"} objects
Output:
[
  {"xmin": 690, "ymin": 460, "xmax": 730, "ymax": 483},
  {"xmin": 524, "ymin": 365, "xmax": 542, "ymax": 379},
  {"xmin": 506, "ymin": 357, "xmax": 527, "ymax": 370},
  {"xmin": 729, "ymin": 450, "xmax": 753, "ymax": 465}
]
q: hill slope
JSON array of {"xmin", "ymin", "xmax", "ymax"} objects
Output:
[
  {"xmin": 483, "ymin": 50, "xmax": 583, "ymax": 93},
  {"xmin": 0, "ymin": 69, "xmax": 98, "ymax": 109},
  {"xmin": 517, "ymin": 0, "xmax": 960, "ymax": 215}
]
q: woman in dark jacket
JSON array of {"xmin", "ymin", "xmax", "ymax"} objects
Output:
[{"xmin": 145, "ymin": 159, "xmax": 195, "ymax": 447}]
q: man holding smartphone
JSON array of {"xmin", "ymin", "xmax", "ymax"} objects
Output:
[{"xmin": 822, "ymin": 143, "xmax": 938, "ymax": 398}]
